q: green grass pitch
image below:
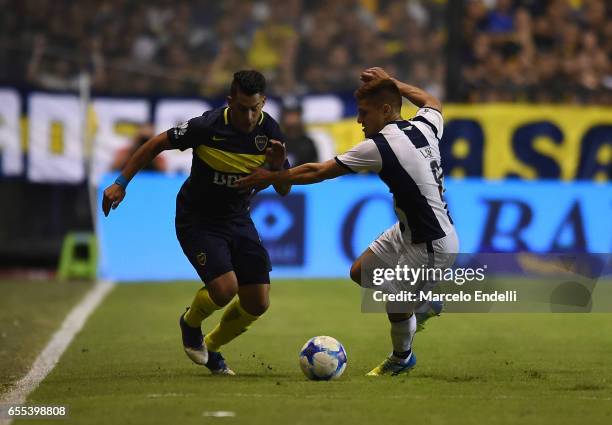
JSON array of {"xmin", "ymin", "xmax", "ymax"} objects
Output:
[
  {"xmin": 6, "ymin": 279, "xmax": 612, "ymax": 425},
  {"xmin": 0, "ymin": 280, "xmax": 93, "ymax": 395}
]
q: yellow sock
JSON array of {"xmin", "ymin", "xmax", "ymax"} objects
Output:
[
  {"xmin": 184, "ymin": 287, "xmax": 222, "ymax": 328},
  {"xmin": 204, "ymin": 298, "xmax": 259, "ymax": 352}
]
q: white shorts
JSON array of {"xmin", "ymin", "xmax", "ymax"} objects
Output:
[{"xmin": 369, "ymin": 222, "xmax": 459, "ymax": 270}]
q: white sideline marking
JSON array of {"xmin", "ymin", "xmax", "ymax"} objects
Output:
[
  {"xmin": 147, "ymin": 393, "xmax": 189, "ymax": 398},
  {"xmin": 0, "ymin": 280, "xmax": 115, "ymax": 425},
  {"xmin": 203, "ymin": 411, "xmax": 236, "ymax": 418},
  {"xmin": 225, "ymin": 392, "xmax": 612, "ymax": 402}
]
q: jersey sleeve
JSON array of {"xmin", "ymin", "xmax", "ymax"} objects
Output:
[
  {"xmin": 411, "ymin": 107, "xmax": 444, "ymax": 139},
  {"xmin": 335, "ymin": 139, "xmax": 382, "ymax": 173},
  {"xmin": 166, "ymin": 115, "xmax": 210, "ymax": 151}
]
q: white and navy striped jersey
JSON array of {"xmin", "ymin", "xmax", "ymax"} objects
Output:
[{"xmin": 335, "ymin": 107, "xmax": 454, "ymax": 244}]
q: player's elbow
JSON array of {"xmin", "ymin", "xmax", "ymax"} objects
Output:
[
  {"xmin": 425, "ymin": 96, "xmax": 442, "ymax": 112},
  {"xmin": 275, "ymin": 183, "xmax": 291, "ymax": 196},
  {"xmin": 149, "ymin": 132, "xmax": 173, "ymax": 155}
]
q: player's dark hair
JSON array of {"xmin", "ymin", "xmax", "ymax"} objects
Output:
[
  {"xmin": 354, "ymin": 79, "xmax": 402, "ymax": 111},
  {"xmin": 231, "ymin": 70, "xmax": 266, "ymax": 96}
]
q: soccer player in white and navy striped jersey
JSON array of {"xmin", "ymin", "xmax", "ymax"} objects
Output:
[{"xmin": 236, "ymin": 67, "xmax": 459, "ymax": 376}]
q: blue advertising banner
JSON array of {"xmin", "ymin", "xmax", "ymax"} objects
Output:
[{"xmin": 98, "ymin": 173, "xmax": 611, "ymax": 281}]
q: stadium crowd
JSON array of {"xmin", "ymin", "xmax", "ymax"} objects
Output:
[
  {"xmin": 461, "ymin": 0, "xmax": 612, "ymax": 104},
  {"xmin": 1, "ymin": 0, "xmax": 610, "ymax": 103}
]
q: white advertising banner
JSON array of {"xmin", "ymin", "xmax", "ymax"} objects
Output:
[{"xmin": 27, "ymin": 93, "xmax": 84, "ymax": 183}]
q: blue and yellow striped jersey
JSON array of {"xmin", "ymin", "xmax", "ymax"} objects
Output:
[{"xmin": 167, "ymin": 106, "xmax": 286, "ymax": 219}]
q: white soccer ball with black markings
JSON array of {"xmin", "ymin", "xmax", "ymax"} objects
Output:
[{"xmin": 299, "ymin": 336, "xmax": 347, "ymax": 380}]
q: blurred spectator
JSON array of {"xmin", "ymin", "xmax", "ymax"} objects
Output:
[
  {"xmin": 461, "ymin": 0, "xmax": 612, "ymax": 104},
  {"xmin": 1, "ymin": 0, "xmax": 445, "ymax": 98},
  {"xmin": 486, "ymin": 0, "xmax": 515, "ymax": 34},
  {"xmin": 26, "ymin": 35, "xmax": 105, "ymax": 91},
  {"xmin": 280, "ymin": 101, "xmax": 319, "ymax": 166},
  {"xmin": 111, "ymin": 124, "xmax": 167, "ymax": 172},
  {"xmin": 4, "ymin": 0, "xmax": 610, "ymax": 104}
]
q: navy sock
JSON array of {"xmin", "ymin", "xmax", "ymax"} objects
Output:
[{"xmin": 393, "ymin": 350, "xmax": 411, "ymax": 359}]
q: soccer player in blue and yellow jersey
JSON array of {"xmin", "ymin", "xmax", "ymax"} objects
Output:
[{"xmin": 102, "ymin": 70, "xmax": 290, "ymax": 375}]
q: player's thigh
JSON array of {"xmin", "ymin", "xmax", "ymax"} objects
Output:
[
  {"xmin": 350, "ymin": 248, "xmax": 379, "ymax": 285},
  {"xmin": 238, "ymin": 284, "xmax": 270, "ymax": 316}
]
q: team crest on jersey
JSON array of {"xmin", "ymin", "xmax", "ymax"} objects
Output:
[
  {"xmin": 175, "ymin": 121, "xmax": 188, "ymax": 137},
  {"xmin": 196, "ymin": 252, "xmax": 207, "ymax": 266},
  {"xmin": 254, "ymin": 135, "xmax": 268, "ymax": 151},
  {"xmin": 420, "ymin": 147, "xmax": 433, "ymax": 158}
]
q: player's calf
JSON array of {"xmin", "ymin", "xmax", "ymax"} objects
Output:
[{"xmin": 204, "ymin": 297, "xmax": 263, "ymax": 353}]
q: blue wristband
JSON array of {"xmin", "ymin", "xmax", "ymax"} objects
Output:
[{"xmin": 114, "ymin": 174, "xmax": 130, "ymax": 190}]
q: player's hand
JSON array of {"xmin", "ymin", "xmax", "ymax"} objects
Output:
[
  {"xmin": 265, "ymin": 139, "xmax": 286, "ymax": 170},
  {"xmin": 236, "ymin": 167, "xmax": 278, "ymax": 190},
  {"xmin": 102, "ymin": 183, "xmax": 126, "ymax": 217},
  {"xmin": 360, "ymin": 67, "xmax": 392, "ymax": 83}
]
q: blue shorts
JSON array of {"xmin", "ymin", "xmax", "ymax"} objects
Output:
[{"xmin": 175, "ymin": 203, "xmax": 271, "ymax": 285}]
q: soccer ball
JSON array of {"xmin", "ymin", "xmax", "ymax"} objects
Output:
[{"xmin": 299, "ymin": 336, "xmax": 347, "ymax": 380}]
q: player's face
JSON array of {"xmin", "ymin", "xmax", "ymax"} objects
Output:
[
  {"xmin": 357, "ymin": 99, "xmax": 387, "ymax": 138},
  {"xmin": 227, "ymin": 90, "xmax": 266, "ymax": 133}
]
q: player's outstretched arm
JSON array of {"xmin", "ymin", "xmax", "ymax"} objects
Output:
[
  {"xmin": 102, "ymin": 132, "xmax": 173, "ymax": 217},
  {"xmin": 360, "ymin": 67, "xmax": 442, "ymax": 111},
  {"xmin": 236, "ymin": 159, "xmax": 349, "ymax": 189}
]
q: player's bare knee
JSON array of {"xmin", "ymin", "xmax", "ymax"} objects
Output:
[
  {"xmin": 250, "ymin": 302, "xmax": 269, "ymax": 317},
  {"xmin": 350, "ymin": 262, "xmax": 362, "ymax": 285},
  {"xmin": 207, "ymin": 287, "xmax": 236, "ymax": 307},
  {"xmin": 240, "ymin": 298, "xmax": 269, "ymax": 316},
  {"xmin": 237, "ymin": 283, "xmax": 270, "ymax": 316},
  {"xmin": 207, "ymin": 274, "xmax": 239, "ymax": 307}
]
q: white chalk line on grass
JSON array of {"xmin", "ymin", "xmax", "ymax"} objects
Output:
[
  {"xmin": 223, "ymin": 392, "xmax": 612, "ymax": 402},
  {"xmin": 0, "ymin": 280, "xmax": 115, "ymax": 425}
]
